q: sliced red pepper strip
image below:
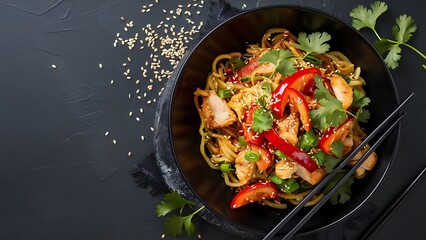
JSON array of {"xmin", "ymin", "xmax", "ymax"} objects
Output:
[
  {"xmin": 229, "ymin": 56, "xmax": 260, "ymax": 83},
  {"xmin": 319, "ymin": 118, "xmax": 355, "ymax": 155},
  {"xmin": 249, "ymin": 144, "xmax": 273, "ymax": 171},
  {"xmin": 264, "ymin": 127, "xmax": 319, "ymax": 172},
  {"xmin": 230, "ymin": 182, "xmax": 278, "ymax": 209},
  {"xmin": 271, "ymin": 67, "xmax": 321, "ymax": 118},
  {"xmin": 285, "ymin": 88, "xmax": 312, "ymax": 132}
]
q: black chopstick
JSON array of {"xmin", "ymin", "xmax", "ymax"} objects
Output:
[
  {"xmin": 280, "ymin": 112, "xmax": 404, "ymax": 240},
  {"xmin": 359, "ymin": 165, "xmax": 426, "ymax": 240},
  {"xmin": 263, "ymin": 92, "xmax": 414, "ymax": 240}
]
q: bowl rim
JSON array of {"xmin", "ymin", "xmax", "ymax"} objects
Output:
[{"xmin": 166, "ymin": 3, "xmax": 401, "ymax": 237}]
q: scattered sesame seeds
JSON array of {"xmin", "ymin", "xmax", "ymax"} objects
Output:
[{"xmin": 107, "ymin": 1, "xmax": 205, "ymax": 145}]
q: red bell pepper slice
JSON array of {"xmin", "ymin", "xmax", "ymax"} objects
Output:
[
  {"xmin": 249, "ymin": 144, "xmax": 273, "ymax": 171},
  {"xmin": 242, "ymin": 105, "xmax": 264, "ymax": 145},
  {"xmin": 319, "ymin": 118, "xmax": 355, "ymax": 155},
  {"xmin": 283, "ymin": 88, "xmax": 312, "ymax": 132},
  {"xmin": 264, "ymin": 127, "xmax": 319, "ymax": 172},
  {"xmin": 230, "ymin": 182, "xmax": 278, "ymax": 209},
  {"xmin": 271, "ymin": 68, "xmax": 321, "ymax": 118},
  {"xmin": 229, "ymin": 56, "xmax": 260, "ymax": 83}
]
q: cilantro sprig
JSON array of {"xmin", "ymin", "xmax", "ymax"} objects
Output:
[
  {"xmin": 309, "ymin": 75, "xmax": 371, "ymax": 130},
  {"xmin": 258, "ymin": 49, "xmax": 296, "ymax": 76},
  {"xmin": 251, "ymin": 106, "xmax": 273, "ymax": 133},
  {"xmin": 293, "ymin": 32, "xmax": 331, "ymax": 56},
  {"xmin": 323, "ymin": 172, "xmax": 355, "ymax": 205},
  {"xmin": 156, "ymin": 191, "xmax": 205, "ymax": 237},
  {"xmin": 309, "ymin": 75, "xmax": 348, "ymax": 130},
  {"xmin": 350, "ymin": 1, "xmax": 426, "ymax": 69}
]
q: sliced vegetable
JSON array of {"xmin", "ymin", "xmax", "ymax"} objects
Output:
[
  {"xmin": 264, "ymin": 127, "xmax": 319, "ymax": 172},
  {"xmin": 250, "ymin": 144, "xmax": 273, "ymax": 171},
  {"xmin": 244, "ymin": 151, "xmax": 260, "ymax": 162},
  {"xmin": 218, "ymin": 89, "xmax": 232, "ymax": 98},
  {"xmin": 274, "ymin": 149, "xmax": 287, "ymax": 159},
  {"xmin": 230, "ymin": 182, "xmax": 278, "ymax": 209},
  {"xmin": 220, "ymin": 163, "xmax": 233, "ymax": 173},
  {"xmin": 319, "ymin": 118, "xmax": 355, "ymax": 155},
  {"xmin": 299, "ymin": 129, "xmax": 317, "ymax": 152},
  {"xmin": 271, "ymin": 67, "xmax": 321, "ymax": 118},
  {"xmin": 228, "ymin": 56, "xmax": 260, "ymax": 83}
]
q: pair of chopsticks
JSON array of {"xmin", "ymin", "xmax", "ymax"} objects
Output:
[{"xmin": 263, "ymin": 92, "xmax": 415, "ymax": 240}]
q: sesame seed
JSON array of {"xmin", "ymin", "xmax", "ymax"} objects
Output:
[
  {"xmin": 161, "ymin": 234, "xmax": 165, "ymax": 239},
  {"xmin": 129, "ymin": 111, "xmax": 133, "ymax": 117},
  {"xmin": 113, "ymin": 139, "xmax": 117, "ymax": 144},
  {"xmin": 136, "ymin": 117, "xmax": 140, "ymax": 122},
  {"xmin": 150, "ymin": 127, "xmax": 154, "ymax": 132},
  {"xmin": 105, "ymin": 131, "xmax": 109, "ymax": 136},
  {"xmin": 98, "ymin": 63, "xmax": 103, "ymax": 69},
  {"xmin": 128, "ymin": 151, "xmax": 132, "ymax": 157},
  {"xmin": 51, "ymin": 64, "xmax": 57, "ymax": 69},
  {"xmin": 141, "ymin": 135, "xmax": 145, "ymax": 141}
]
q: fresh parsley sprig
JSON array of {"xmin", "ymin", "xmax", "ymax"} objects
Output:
[
  {"xmin": 350, "ymin": 1, "xmax": 426, "ymax": 69},
  {"xmin": 323, "ymin": 172, "xmax": 355, "ymax": 205},
  {"xmin": 156, "ymin": 191, "xmax": 205, "ymax": 237}
]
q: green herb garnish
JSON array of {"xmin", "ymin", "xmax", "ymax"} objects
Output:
[
  {"xmin": 251, "ymin": 107, "xmax": 273, "ymax": 133},
  {"xmin": 323, "ymin": 172, "xmax": 355, "ymax": 205},
  {"xmin": 293, "ymin": 32, "xmax": 332, "ymax": 57},
  {"xmin": 309, "ymin": 75, "xmax": 348, "ymax": 130},
  {"xmin": 156, "ymin": 192, "xmax": 205, "ymax": 237},
  {"xmin": 350, "ymin": 1, "xmax": 426, "ymax": 69},
  {"xmin": 258, "ymin": 49, "xmax": 296, "ymax": 76}
]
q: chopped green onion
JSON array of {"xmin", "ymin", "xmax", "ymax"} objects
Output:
[
  {"xmin": 220, "ymin": 163, "xmax": 233, "ymax": 173},
  {"xmin": 283, "ymin": 178, "xmax": 300, "ymax": 193},
  {"xmin": 244, "ymin": 151, "xmax": 260, "ymax": 162},
  {"xmin": 274, "ymin": 149, "xmax": 287, "ymax": 159},
  {"xmin": 299, "ymin": 130, "xmax": 317, "ymax": 152},
  {"xmin": 261, "ymin": 82, "xmax": 272, "ymax": 94},
  {"xmin": 238, "ymin": 136, "xmax": 247, "ymax": 147},
  {"xmin": 226, "ymin": 58, "xmax": 245, "ymax": 71},
  {"xmin": 268, "ymin": 174, "xmax": 283, "ymax": 185},
  {"xmin": 218, "ymin": 89, "xmax": 232, "ymax": 98}
]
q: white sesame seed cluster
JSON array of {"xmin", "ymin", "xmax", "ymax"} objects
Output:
[{"xmin": 104, "ymin": 0, "xmax": 208, "ymax": 155}]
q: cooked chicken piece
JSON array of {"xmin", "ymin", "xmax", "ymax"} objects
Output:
[
  {"xmin": 252, "ymin": 61, "xmax": 275, "ymax": 76},
  {"xmin": 347, "ymin": 147, "xmax": 378, "ymax": 179},
  {"xmin": 201, "ymin": 90, "xmax": 237, "ymax": 129},
  {"xmin": 294, "ymin": 163, "xmax": 326, "ymax": 185},
  {"xmin": 330, "ymin": 74, "xmax": 353, "ymax": 110},
  {"xmin": 275, "ymin": 159, "xmax": 298, "ymax": 179},
  {"xmin": 228, "ymin": 83, "xmax": 262, "ymax": 120},
  {"xmin": 276, "ymin": 107, "xmax": 300, "ymax": 146},
  {"xmin": 235, "ymin": 150, "xmax": 255, "ymax": 185}
]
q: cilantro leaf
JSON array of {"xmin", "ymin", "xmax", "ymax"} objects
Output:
[
  {"xmin": 156, "ymin": 191, "xmax": 194, "ymax": 217},
  {"xmin": 156, "ymin": 191, "xmax": 205, "ymax": 237},
  {"xmin": 357, "ymin": 108, "xmax": 371, "ymax": 123},
  {"xmin": 350, "ymin": 1, "xmax": 388, "ymax": 31},
  {"xmin": 393, "ymin": 14, "xmax": 417, "ymax": 44},
  {"xmin": 350, "ymin": 2, "xmax": 425, "ymax": 70},
  {"xmin": 323, "ymin": 173, "xmax": 355, "ymax": 205},
  {"xmin": 309, "ymin": 75, "xmax": 348, "ymax": 130},
  {"xmin": 163, "ymin": 210, "xmax": 199, "ymax": 237},
  {"xmin": 331, "ymin": 141, "xmax": 344, "ymax": 159},
  {"xmin": 251, "ymin": 107, "xmax": 273, "ymax": 133},
  {"xmin": 351, "ymin": 89, "xmax": 371, "ymax": 108},
  {"xmin": 294, "ymin": 32, "xmax": 331, "ymax": 56},
  {"xmin": 258, "ymin": 49, "xmax": 296, "ymax": 76}
]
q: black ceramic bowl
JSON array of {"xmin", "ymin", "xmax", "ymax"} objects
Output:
[{"xmin": 155, "ymin": 5, "xmax": 399, "ymax": 239}]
